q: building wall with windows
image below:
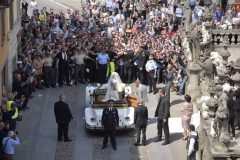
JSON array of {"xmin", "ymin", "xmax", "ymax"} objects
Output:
[
  {"xmin": 6, "ymin": 0, "xmax": 22, "ymax": 91},
  {"xmin": 0, "ymin": 8, "xmax": 9, "ymax": 105}
]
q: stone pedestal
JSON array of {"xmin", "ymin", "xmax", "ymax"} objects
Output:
[{"xmin": 187, "ymin": 62, "xmax": 202, "ymax": 101}]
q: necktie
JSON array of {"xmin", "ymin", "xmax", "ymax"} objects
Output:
[{"xmin": 65, "ymin": 53, "xmax": 67, "ymax": 61}]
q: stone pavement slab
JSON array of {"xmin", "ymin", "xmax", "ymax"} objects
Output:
[{"xmin": 15, "ymin": 88, "xmax": 58, "ymax": 160}]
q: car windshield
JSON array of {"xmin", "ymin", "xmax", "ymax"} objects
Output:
[{"xmin": 92, "ymin": 89, "xmax": 128, "ymax": 108}]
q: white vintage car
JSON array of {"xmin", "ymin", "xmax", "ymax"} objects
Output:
[{"xmin": 84, "ymin": 84, "xmax": 135, "ymax": 131}]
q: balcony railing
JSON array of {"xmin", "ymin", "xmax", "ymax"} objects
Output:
[
  {"xmin": 0, "ymin": 0, "xmax": 13, "ymax": 8},
  {"xmin": 211, "ymin": 29, "xmax": 240, "ymax": 46}
]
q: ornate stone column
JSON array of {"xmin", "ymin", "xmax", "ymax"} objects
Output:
[{"xmin": 187, "ymin": 62, "xmax": 202, "ymax": 101}]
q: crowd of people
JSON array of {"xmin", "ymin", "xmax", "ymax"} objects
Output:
[{"xmin": 18, "ymin": 0, "xmax": 189, "ymax": 94}]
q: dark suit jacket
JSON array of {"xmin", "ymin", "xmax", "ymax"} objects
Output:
[
  {"xmin": 56, "ymin": 52, "xmax": 68, "ymax": 68},
  {"xmin": 155, "ymin": 96, "xmax": 170, "ymax": 119},
  {"xmin": 134, "ymin": 105, "xmax": 148, "ymax": 127},
  {"xmin": 101, "ymin": 108, "xmax": 119, "ymax": 130},
  {"xmin": 54, "ymin": 101, "xmax": 73, "ymax": 124},
  {"xmin": 136, "ymin": 51, "xmax": 149, "ymax": 69},
  {"xmin": 123, "ymin": 50, "xmax": 134, "ymax": 68}
]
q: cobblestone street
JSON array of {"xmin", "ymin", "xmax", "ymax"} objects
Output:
[
  {"xmin": 14, "ymin": 1, "xmax": 188, "ymax": 159},
  {"xmin": 14, "ymin": 83, "xmax": 187, "ymax": 160}
]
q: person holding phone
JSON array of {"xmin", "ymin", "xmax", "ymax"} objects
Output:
[{"xmin": 2, "ymin": 131, "xmax": 20, "ymax": 160}]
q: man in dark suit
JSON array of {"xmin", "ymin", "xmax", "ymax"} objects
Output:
[
  {"xmin": 54, "ymin": 95, "xmax": 73, "ymax": 142},
  {"xmin": 56, "ymin": 47, "xmax": 71, "ymax": 87},
  {"xmin": 101, "ymin": 102, "xmax": 119, "ymax": 150},
  {"xmin": 137, "ymin": 46, "xmax": 149, "ymax": 85},
  {"xmin": 155, "ymin": 89, "xmax": 170, "ymax": 145},
  {"xmin": 123, "ymin": 50, "xmax": 134, "ymax": 84},
  {"xmin": 134, "ymin": 99, "xmax": 148, "ymax": 146}
]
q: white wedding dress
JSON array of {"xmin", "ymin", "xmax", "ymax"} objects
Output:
[{"xmin": 102, "ymin": 72, "xmax": 122, "ymax": 102}]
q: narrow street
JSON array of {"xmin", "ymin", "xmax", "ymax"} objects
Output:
[
  {"xmin": 14, "ymin": 83, "xmax": 187, "ymax": 160},
  {"xmin": 15, "ymin": 1, "xmax": 188, "ymax": 160}
]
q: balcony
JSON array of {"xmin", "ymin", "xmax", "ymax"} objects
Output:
[
  {"xmin": 211, "ymin": 29, "xmax": 240, "ymax": 46},
  {"xmin": 0, "ymin": 0, "xmax": 14, "ymax": 8}
]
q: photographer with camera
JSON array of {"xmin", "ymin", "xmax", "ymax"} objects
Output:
[{"xmin": 2, "ymin": 131, "xmax": 20, "ymax": 160}]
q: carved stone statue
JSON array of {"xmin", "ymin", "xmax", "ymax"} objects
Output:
[
  {"xmin": 212, "ymin": 85, "xmax": 231, "ymax": 152},
  {"xmin": 206, "ymin": 84, "xmax": 218, "ymax": 118},
  {"xmin": 197, "ymin": 51, "xmax": 217, "ymax": 85},
  {"xmin": 230, "ymin": 58, "xmax": 240, "ymax": 88},
  {"xmin": 182, "ymin": 1, "xmax": 192, "ymax": 31},
  {"xmin": 182, "ymin": 34, "xmax": 192, "ymax": 61},
  {"xmin": 187, "ymin": 25, "xmax": 202, "ymax": 61}
]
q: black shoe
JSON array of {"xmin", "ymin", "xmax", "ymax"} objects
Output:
[
  {"xmin": 155, "ymin": 138, "xmax": 162, "ymax": 142},
  {"xmin": 58, "ymin": 138, "xmax": 63, "ymax": 142},
  {"xmin": 142, "ymin": 143, "xmax": 146, "ymax": 146},
  {"xmin": 101, "ymin": 146, "xmax": 107, "ymax": 150},
  {"xmin": 162, "ymin": 141, "xmax": 169, "ymax": 145},
  {"xmin": 148, "ymin": 91, "xmax": 153, "ymax": 93},
  {"xmin": 66, "ymin": 83, "xmax": 72, "ymax": 86},
  {"xmin": 64, "ymin": 139, "xmax": 72, "ymax": 142},
  {"xmin": 51, "ymin": 85, "xmax": 56, "ymax": 88},
  {"xmin": 134, "ymin": 142, "xmax": 140, "ymax": 146},
  {"xmin": 153, "ymin": 91, "xmax": 158, "ymax": 94},
  {"xmin": 113, "ymin": 147, "xmax": 117, "ymax": 151},
  {"xmin": 74, "ymin": 82, "xmax": 78, "ymax": 86}
]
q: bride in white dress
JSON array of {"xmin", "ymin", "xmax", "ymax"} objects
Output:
[{"xmin": 102, "ymin": 72, "xmax": 122, "ymax": 102}]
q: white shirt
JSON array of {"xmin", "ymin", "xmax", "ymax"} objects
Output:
[
  {"xmin": 106, "ymin": 0, "xmax": 113, "ymax": 8},
  {"xmin": 62, "ymin": 52, "xmax": 68, "ymax": 61},
  {"xmin": 176, "ymin": 7, "xmax": 183, "ymax": 17},
  {"xmin": 188, "ymin": 131, "xmax": 197, "ymax": 156},
  {"xmin": 161, "ymin": 7, "xmax": 169, "ymax": 19},
  {"xmin": 30, "ymin": 1, "xmax": 37, "ymax": 9},
  {"xmin": 145, "ymin": 60, "xmax": 157, "ymax": 72},
  {"xmin": 72, "ymin": 54, "xmax": 87, "ymax": 65}
]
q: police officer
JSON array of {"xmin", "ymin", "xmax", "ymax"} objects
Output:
[
  {"xmin": 96, "ymin": 48, "xmax": 110, "ymax": 84},
  {"xmin": 101, "ymin": 102, "xmax": 119, "ymax": 150},
  {"xmin": 145, "ymin": 54, "xmax": 157, "ymax": 94}
]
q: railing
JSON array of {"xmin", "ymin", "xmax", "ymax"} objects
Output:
[{"xmin": 211, "ymin": 29, "xmax": 240, "ymax": 46}]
